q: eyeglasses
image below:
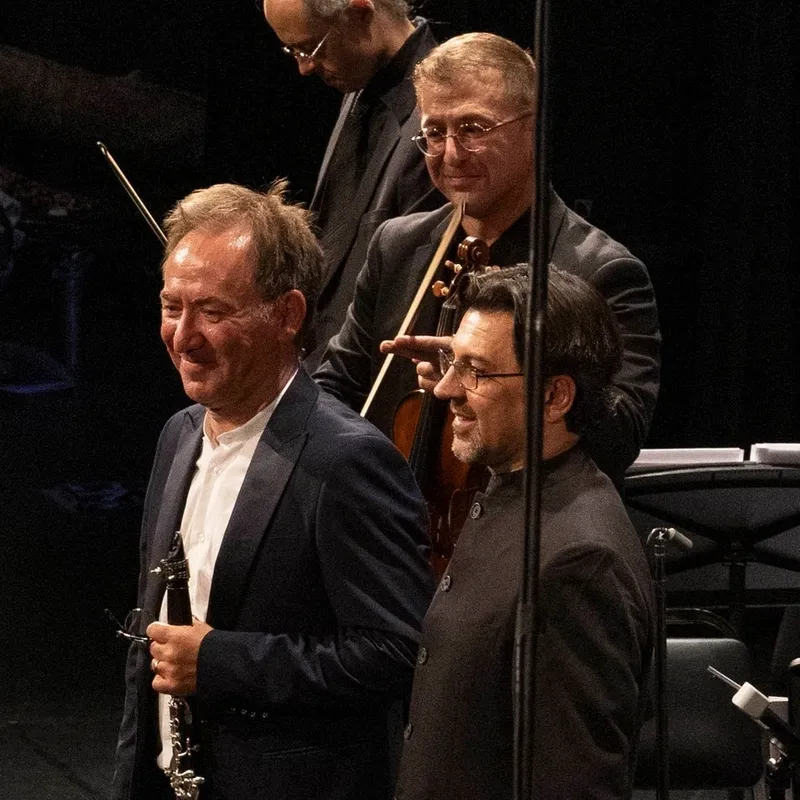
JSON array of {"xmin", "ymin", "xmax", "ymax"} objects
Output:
[
  {"xmin": 412, "ymin": 113, "xmax": 533, "ymax": 157},
  {"xmin": 105, "ymin": 607, "xmax": 155, "ymax": 645},
  {"xmin": 438, "ymin": 349, "xmax": 523, "ymax": 391},
  {"xmin": 281, "ymin": 30, "xmax": 330, "ymax": 63}
]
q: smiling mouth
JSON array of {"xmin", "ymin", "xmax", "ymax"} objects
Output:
[
  {"xmin": 451, "ymin": 406, "xmax": 477, "ymax": 426},
  {"xmin": 451, "ymin": 417, "xmax": 477, "ymax": 439},
  {"xmin": 179, "ymin": 357, "xmax": 211, "ymax": 371}
]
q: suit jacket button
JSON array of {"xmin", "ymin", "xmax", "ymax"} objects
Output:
[
  {"xmin": 440, "ymin": 574, "xmax": 452, "ymax": 592},
  {"xmin": 404, "ymin": 722, "xmax": 414, "ymax": 740},
  {"xmin": 469, "ymin": 501, "xmax": 483, "ymax": 519},
  {"xmin": 417, "ymin": 646, "xmax": 428, "ymax": 665}
]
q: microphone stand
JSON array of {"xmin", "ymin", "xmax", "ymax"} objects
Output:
[
  {"xmin": 646, "ymin": 526, "xmax": 694, "ymax": 800},
  {"xmin": 512, "ymin": 0, "xmax": 551, "ymax": 798}
]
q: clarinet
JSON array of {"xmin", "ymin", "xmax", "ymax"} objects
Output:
[{"xmin": 155, "ymin": 531, "xmax": 205, "ymax": 800}]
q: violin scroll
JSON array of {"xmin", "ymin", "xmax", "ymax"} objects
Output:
[
  {"xmin": 430, "ymin": 235, "xmax": 490, "ymax": 303},
  {"xmin": 456, "ymin": 236, "xmax": 490, "ymax": 269}
]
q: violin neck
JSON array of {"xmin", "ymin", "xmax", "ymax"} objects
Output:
[{"xmin": 408, "ymin": 393, "xmax": 448, "ymax": 484}]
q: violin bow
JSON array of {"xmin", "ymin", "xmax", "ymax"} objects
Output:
[
  {"xmin": 96, "ymin": 141, "xmax": 167, "ymax": 246},
  {"xmin": 360, "ymin": 197, "xmax": 465, "ymax": 418}
]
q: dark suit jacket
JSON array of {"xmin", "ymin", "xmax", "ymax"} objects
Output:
[
  {"xmin": 304, "ymin": 18, "xmax": 442, "ymax": 370},
  {"xmin": 395, "ymin": 447, "xmax": 654, "ymax": 800},
  {"xmin": 111, "ymin": 368, "xmax": 435, "ymax": 800},
  {"xmin": 315, "ymin": 195, "xmax": 661, "ymax": 481}
]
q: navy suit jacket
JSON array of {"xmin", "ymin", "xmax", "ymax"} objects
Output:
[{"xmin": 111, "ymin": 368, "xmax": 435, "ymax": 800}]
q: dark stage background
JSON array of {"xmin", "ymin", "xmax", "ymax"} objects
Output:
[
  {"xmin": 0, "ymin": 0, "xmax": 796, "ymax": 795},
  {"xmin": 2, "ymin": 0, "xmax": 796, "ymax": 451}
]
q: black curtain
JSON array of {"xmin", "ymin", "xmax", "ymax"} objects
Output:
[
  {"xmin": 538, "ymin": 0, "xmax": 797, "ymax": 448},
  {"xmin": 1, "ymin": 0, "xmax": 796, "ymax": 450}
]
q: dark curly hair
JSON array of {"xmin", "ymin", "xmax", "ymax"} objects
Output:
[{"xmin": 459, "ymin": 265, "xmax": 622, "ymax": 436}]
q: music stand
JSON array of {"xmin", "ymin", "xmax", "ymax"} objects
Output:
[{"xmin": 626, "ymin": 456, "xmax": 800, "ymax": 633}]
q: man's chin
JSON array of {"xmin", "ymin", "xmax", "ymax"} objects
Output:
[
  {"xmin": 179, "ymin": 378, "xmax": 215, "ymax": 407},
  {"xmin": 451, "ymin": 437, "xmax": 484, "ymax": 466},
  {"xmin": 321, "ymin": 74, "xmax": 351, "ymax": 93}
]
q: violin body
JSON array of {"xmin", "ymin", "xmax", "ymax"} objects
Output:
[
  {"xmin": 393, "ymin": 392, "xmax": 488, "ymax": 579},
  {"xmin": 380, "ymin": 232, "xmax": 491, "ymax": 578}
]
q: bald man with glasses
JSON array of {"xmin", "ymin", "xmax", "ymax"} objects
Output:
[{"xmin": 263, "ymin": 0, "xmax": 442, "ymax": 369}]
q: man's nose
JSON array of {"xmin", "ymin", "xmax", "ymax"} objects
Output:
[
  {"xmin": 297, "ymin": 58, "xmax": 318, "ymax": 77},
  {"xmin": 442, "ymin": 134, "xmax": 469, "ymax": 163},
  {"xmin": 433, "ymin": 365, "xmax": 464, "ymax": 401},
  {"xmin": 170, "ymin": 312, "xmax": 203, "ymax": 351}
]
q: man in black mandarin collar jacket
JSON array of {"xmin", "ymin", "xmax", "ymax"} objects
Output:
[{"xmin": 394, "ymin": 266, "xmax": 654, "ymax": 799}]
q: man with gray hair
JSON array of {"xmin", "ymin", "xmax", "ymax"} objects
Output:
[
  {"xmin": 263, "ymin": 0, "xmax": 442, "ymax": 368},
  {"xmin": 111, "ymin": 180, "xmax": 435, "ymax": 800},
  {"xmin": 316, "ymin": 32, "xmax": 661, "ymax": 486}
]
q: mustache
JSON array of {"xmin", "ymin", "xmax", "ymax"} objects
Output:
[{"xmin": 450, "ymin": 402, "xmax": 476, "ymax": 421}]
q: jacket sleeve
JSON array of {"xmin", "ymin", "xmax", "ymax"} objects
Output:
[
  {"xmin": 110, "ymin": 414, "xmax": 185, "ymax": 800},
  {"xmin": 313, "ymin": 220, "xmax": 391, "ymax": 413},
  {"xmin": 196, "ymin": 430, "xmax": 435, "ymax": 710},
  {"xmin": 532, "ymin": 542, "xmax": 652, "ymax": 800},
  {"xmin": 585, "ymin": 255, "xmax": 660, "ymax": 481}
]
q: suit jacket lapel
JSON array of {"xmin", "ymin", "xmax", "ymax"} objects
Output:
[
  {"xmin": 316, "ymin": 91, "xmax": 414, "ymax": 294},
  {"xmin": 342, "ymin": 70, "xmax": 419, "ymax": 240},
  {"xmin": 311, "ymin": 94, "xmax": 356, "ymax": 205},
  {"xmin": 319, "ymin": 112, "xmax": 399, "ymax": 281},
  {"xmin": 548, "ymin": 189, "xmax": 569, "ymax": 257},
  {"xmin": 143, "ymin": 410, "xmax": 203, "ymax": 616},
  {"xmin": 315, "ymin": 39, "xmax": 427, "ymax": 293},
  {"xmin": 206, "ymin": 370, "xmax": 317, "ymax": 630}
]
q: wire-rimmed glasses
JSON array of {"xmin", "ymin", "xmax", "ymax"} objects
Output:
[
  {"xmin": 438, "ymin": 349, "xmax": 523, "ymax": 391},
  {"xmin": 412, "ymin": 112, "xmax": 533, "ymax": 157},
  {"xmin": 104, "ymin": 607, "xmax": 155, "ymax": 645},
  {"xmin": 281, "ymin": 29, "xmax": 330, "ymax": 63}
]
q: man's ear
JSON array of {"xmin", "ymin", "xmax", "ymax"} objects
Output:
[
  {"xmin": 543, "ymin": 375, "xmax": 576, "ymax": 424},
  {"xmin": 275, "ymin": 289, "xmax": 307, "ymax": 340},
  {"xmin": 344, "ymin": 0, "xmax": 375, "ymax": 25}
]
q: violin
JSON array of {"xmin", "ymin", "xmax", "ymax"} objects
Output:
[
  {"xmin": 391, "ymin": 236, "xmax": 490, "ymax": 579},
  {"xmin": 360, "ymin": 201, "xmax": 464, "ymax": 418}
]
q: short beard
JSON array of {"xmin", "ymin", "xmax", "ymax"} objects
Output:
[{"xmin": 451, "ymin": 432, "xmax": 488, "ymax": 466}]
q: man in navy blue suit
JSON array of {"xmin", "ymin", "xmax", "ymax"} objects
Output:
[{"xmin": 111, "ymin": 180, "xmax": 435, "ymax": 800}]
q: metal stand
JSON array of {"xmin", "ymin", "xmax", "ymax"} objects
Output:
[{"xmin": 647, "ymin": 526, "xmax": 693, "ymax": 800}]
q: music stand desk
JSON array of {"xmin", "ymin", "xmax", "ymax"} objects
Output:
[{"xmin": 625, "ymin": 463, "xmax": 800, "ymax": 629}]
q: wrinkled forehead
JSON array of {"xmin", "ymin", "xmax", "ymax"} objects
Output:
[
  {"xmin": 417, "ymin": 70, "xmax": 513, "ymax": 118},
  {"xmin": 453, "ymin": 308, "xmax": 518, "ymax": 366},
  {"xmin": 163, "ymin": 226, "xmax": 257, "ymax": 284}
]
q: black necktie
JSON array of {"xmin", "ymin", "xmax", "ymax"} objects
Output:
[{"xmin": 314, "ymin": 92, "xmax": 372, "ymax": 233}]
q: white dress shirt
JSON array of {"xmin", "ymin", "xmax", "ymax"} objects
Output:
[{"xmin": 157, "ymin": 371, "xmax": 297, "ymax": 769}]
